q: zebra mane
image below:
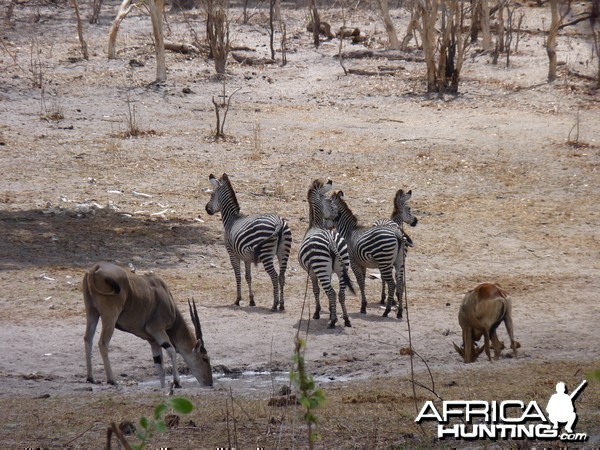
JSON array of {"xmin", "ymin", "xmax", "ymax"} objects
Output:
[
  {"xmin": 333, "ymin": 191, "xmax": 359, "ymax": 229},
  {"xmin": 391, "ymin": 189, "xmax": 406, "ymax": 218},
  {"xmin": 220, "ymin": 173, "xmax": 241, "ymax": 213},
  {"xmin": 308, "ymin": 178, "xmax": 325, "ymax": 195}
]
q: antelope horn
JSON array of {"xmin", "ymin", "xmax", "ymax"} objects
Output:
[
  {"xmin": 453, "ymin": 342, "xmax": 465, "ymax": 357},
  {"xmin": 188, "ymin": 298, "xmax": 203, "ymax": 340}
]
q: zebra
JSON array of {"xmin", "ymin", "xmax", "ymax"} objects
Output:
[
  {"xmin": 298, "ymin": 179, "xmax": 355, "ymax": 328},
  {"xmin": 331, "ymin": 190, "xmax": 413, "ymax": 319},
  {"xmin": 373, "ymin": 188, "xmax": 418, "ymax": 306},
  {"xmin": 204, "ymin": 173, "xmax": 292, "ymax": 311},
  {"xmin": 373, "ymin": 189, "xmax": 418, "ymax": 228}
]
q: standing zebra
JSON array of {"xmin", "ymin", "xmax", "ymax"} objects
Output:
[
  {"xmin": 374, "ymin": 189, "xmax": 418, "ymax": 228},
  {"xmin": 374, "ymin": 189, "xmax": 418, "ymax": 306},
  {"xmin": 205, "ymin": 173, "xmax": 292, "ymax": 311},
  {"xmin": 298, "ymin": 179, "xmax": 355, "ymax": 328},
  {"xmin": 331, "ymin": 190, "xmax": 413, "ymax": 318}
]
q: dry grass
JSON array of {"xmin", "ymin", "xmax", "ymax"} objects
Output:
[{"xmin": 2, "ymin": 360, "xmax": 597, "ymax": 448}]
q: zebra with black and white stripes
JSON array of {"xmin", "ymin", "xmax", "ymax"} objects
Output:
[
  {"xmin": 373, "ymin": 189, "xmax": 418, "ymax": 229},
  {"xmin": 374, "ymin": 188, "xmax": 418, "ymax": 307},
  {"xmin": 298, "ymin": 179, "xmax": 355, "ymax": 328},
  {"xmin": 205, "ymin": 173, "xmax": 292, "ymax": 311},
  {"xmin": 331, "ymin": 190, "xmax": 413, "ymax": 318}
]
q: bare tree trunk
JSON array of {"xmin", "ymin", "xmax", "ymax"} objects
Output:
[
  {"xmin": 481, "ymin": 0, "xmax": 492, "ymax": 50},
  {"xmin": 148, "ymin": 0, "xmax": 166, "ymax": 82},
  {"xmin": 420, "ymin": 0, "xmax": 440, "ymax": 92},
  {"xmin": 379, "ymin": 0, "xmax": 400, "ymax": 49},
  {"xmin": 450, "ymin": 0, "xmax": 468, "ymax": 93},
  {"xmin": 90, "ymin": 0, "xmax": 101, "ymax": 24},
  {"xmin": 107, "ymin": 0, "xmax": 133, "ymax": 59},
  {"xmin": 309, "ymin": 0, "xmax": 320, "ymax": 48},
  {"xmin": 71, "ymin": 0, "xmax": 89, "ymax": 60},
  {"xmin": 401, "ymin": 7, "xmax": 421, "ymax": 50},
  {"xmin": 547, "ymin": 0, "xmax": 560, "ymax": 81}
]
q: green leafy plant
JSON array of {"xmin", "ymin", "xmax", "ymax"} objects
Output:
[
  {"xmin": 290, "ymin": 337, "xmax": 326, "ymax": 449},
  {"xmin": 133, "ymin": 397, "xmax": 193, "ymax": 450},
  {"xmin": 107, "ymin": 397, "xmax": 194, "ymax": 450}
]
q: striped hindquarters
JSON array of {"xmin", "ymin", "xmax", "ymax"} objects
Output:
[
  {"xmin": 299, "ymin": 228, "xmax": 354, "ymax": 293},
  {"xmin": 228, "ymin": 214, "xmax": 290, "ymax": 262}
]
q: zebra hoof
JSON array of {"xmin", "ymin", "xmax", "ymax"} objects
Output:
[
  {"xmin": 234, "ymin": 300, "xmax": 241, "ymax": 306},
  {"xmin": 249, "ymin": 300, "xmax": 256, "ymax": 307},
  {"xmin": 271, "ymin": 306, "xmax": 278, "ymax": 312},
  {"xmin": 382, "ymin": 309, "xmax": 391, "ymax": 318},
  {"xmin": 344, "ymin": 319, "xmax": 352, "ymax": 327},
  {"xmin": 278, "ymin": 304, "xmax": 285, "ymax": 311},
  {"xmin": 396, "ymin": 310, "xmax": 403, "ymax": 319},
  {"xmin": 360, "ymin": 307, "xmax": 367, "ymax": 314},
  {"xmin": 327, "ymin": 320, "xmax": 337, "ymax": 329},
  {"xmin": 313, "ymin": 312, "xmax": 320, "ymax": 320}
]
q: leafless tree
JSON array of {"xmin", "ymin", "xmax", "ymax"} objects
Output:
[
  {"xmin": 546, "ymin": 0, "xmax": 571, "ymax": 81},
  {"xmin": 205, "ymin": 0, "xmax": 229, "ymax": 75},
  {"xmin": 420, "ymin": 0, "xmax": 471, "ymax": 94},
  {"xmin": 71, "ymin": 0, "xmax": 88, "ymax": 60},
  {"xmin": 148, "ymin": 0, "xmax": 166, "ymax": 82},
  {"xmin": 379, "ymin": 0, "xmax": 401, "ymax": 49},
  {"xmin": 108, "ymin": 0, "xmax": 135, "ymax": 59}
]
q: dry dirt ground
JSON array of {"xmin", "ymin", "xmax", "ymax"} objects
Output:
[{"xmin": 1, "ymin": 1, "xmax": 599, "ymax": 448}]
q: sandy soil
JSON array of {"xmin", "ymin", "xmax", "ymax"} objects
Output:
[{"xmin": 0, "ymin": 1, "xmax": 599, "ymax": 448}]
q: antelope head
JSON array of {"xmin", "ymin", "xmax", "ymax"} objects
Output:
[{"xmin": 186, "ymin": 299, "xmax": 213, "ymax": 386}]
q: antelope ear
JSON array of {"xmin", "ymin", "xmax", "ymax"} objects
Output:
[
  {"xmin": 194, "ymin": 339, "xmax": 208, "ymax": 355},
  {"xmin": 453, "ymin": 342, "xmax": 464, "ymax": 357}
]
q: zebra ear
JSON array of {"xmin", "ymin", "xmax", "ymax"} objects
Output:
[
  {"xmin": 337, "ymin": 190, "xmax": 344, "ymax": 200},
  {"xmin": 323, "ymin": 179, "xmax": 333, "ymax": 193},
  {"xmin": 209, "ymin": 174, "xmax": 220, "ymax": 188}
]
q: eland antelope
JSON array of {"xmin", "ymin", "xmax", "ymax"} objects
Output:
[
  {"xmin": 83, "ymin": 262, "xmax": 213, "ymax": 388},
  {"xmin": 453, "ymin": 283, "xmax": 519, "ymax": 363}
]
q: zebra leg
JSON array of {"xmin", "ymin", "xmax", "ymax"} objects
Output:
[
  {"xmin": 324, "ymin": 286, "xmax": 338, "ymax": 328},
  {"xmin": 310, "ymin": 272, "xmax": 321, "ymax": 320},
  {"xmin": 278, "ymin": 269, "xmax": 286, "ymax": 311},
  {"xmin": 261, "ymin": 257, "xmax": 280, "ymax": 311},
  {"xmin": 352, "ymin": 264, "xmax": 368, "ymax": 314},
  {"xmin": 338, "ymin": 284, "xmax": 351, "ymax": 327},
  {"xmin": 244, "ymin": 261, "xmax": 255, "ymax": 306},
  {"xmin": 229, "ymin": 254, "xmax": 243, "ymax": 306},
  {"xmin": 380, "ymin": 281, "xmax": 387, "ymax": 305},
  {"xmin": 277, "ymin": 229, "xmax": 291, "ymax": 311},
  {"xmin": 395, "ymin": 267, "xmax": 405, "ymax": 319},
  {"xmin": 381, "ymin": 267, "xmax": 396, "ymax": 318}
]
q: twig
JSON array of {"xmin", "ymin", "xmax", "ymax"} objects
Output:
[
  {"xmin": 106, "ymin": 422, "xmax": 132, "ymax": 450},
  {"xmin": 63, "ymin": 423, "xmax": 97, "ymax": 447}
]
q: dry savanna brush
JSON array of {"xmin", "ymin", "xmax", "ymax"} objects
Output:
[{"xmin": 0, "ymin": 0, "xmax": 599, "ymax": 448}]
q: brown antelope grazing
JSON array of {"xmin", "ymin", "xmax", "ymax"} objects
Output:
[
  {"xmin": 454, "ymin": 283, "xmax": 519, "ymax": 363},
  {"xmin": 83, "ymin": 262, "xmax": 213, "ymax": 388}
]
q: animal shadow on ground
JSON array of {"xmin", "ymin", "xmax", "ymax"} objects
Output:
[{"xmin": 0, "ymin": 208, "xmax": 216, "ymax": 270}]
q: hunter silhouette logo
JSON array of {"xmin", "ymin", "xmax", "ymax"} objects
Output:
[
  {"xmin": 415, "ymin": 379, "xmax": 588, "ymax": 442},
  {"xmin": 546, "ymin": 380, "xmax": 586, "ymax": 435}
]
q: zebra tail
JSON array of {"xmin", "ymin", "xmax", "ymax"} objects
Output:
[
  {"xmin": 342, "ymin": 267, "xmax": 356, "ymax": 295},
  {"xmin": 252, "ymin": 223, "xmax": 284, "ymax": 266}
]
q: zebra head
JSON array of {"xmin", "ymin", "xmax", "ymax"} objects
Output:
[
  {"xmin": 307, "ymin": 178, "xmax": 337, "ymax": 229},
  {"xmin": 205, "ymin": 174, "xmax": 222, "ymax": 215},
  {"xmin": 393, "ymin": 189, "xmax": 418, "ymax": 227},
  {"xmin": 205, "ymin": 173, "xmax": 241, "ymax": 217}
]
